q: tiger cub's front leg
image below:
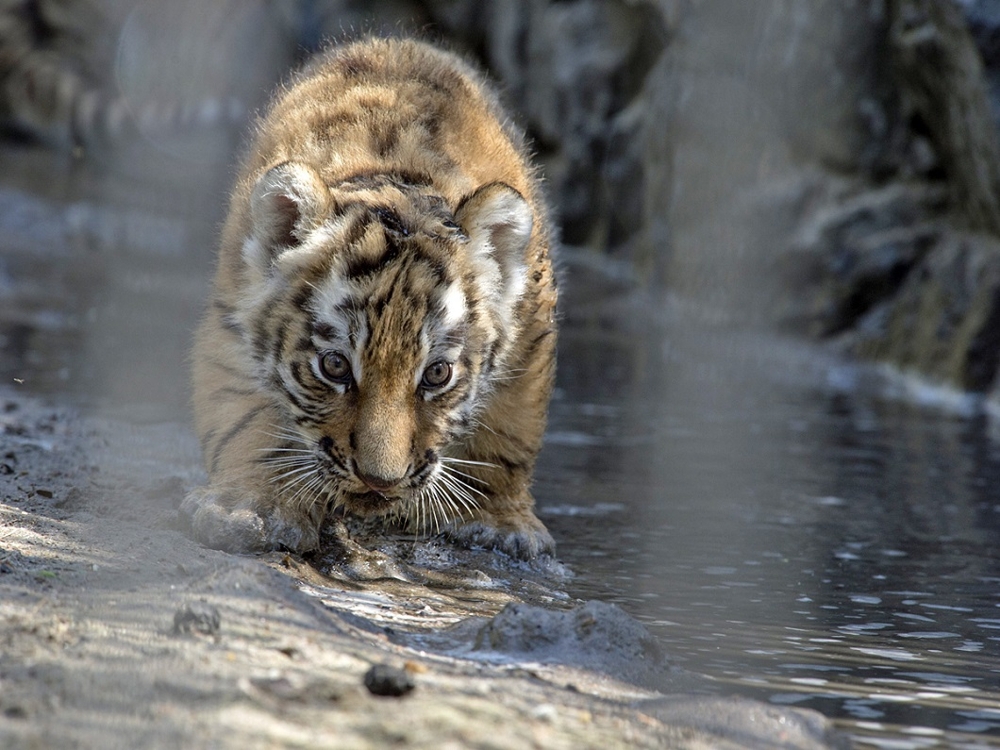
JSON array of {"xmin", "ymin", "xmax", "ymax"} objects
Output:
[
  {"xmin": 181, "ymin": 343, "xmax": 327, "ymax": 553},
  {"xmin": 443, "ymin": 321, "xmax": 558, "ymax": 559}
]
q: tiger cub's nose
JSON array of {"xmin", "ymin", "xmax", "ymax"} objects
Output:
[{"xmin": 357, "ymin": 470, "xmax": 404, "ymax": 493}]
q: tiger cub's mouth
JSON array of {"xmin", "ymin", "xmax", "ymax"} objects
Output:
[{"xmin": 346, "ymin": 490, "xmax": 405, "ymax": 514}]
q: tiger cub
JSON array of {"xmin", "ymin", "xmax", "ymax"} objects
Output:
[{"xmin": 181, "ymin": 37, "xmax": 558, "ymax": 559}]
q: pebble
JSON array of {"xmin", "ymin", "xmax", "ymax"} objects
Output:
[
  {"xmin": 531, "ymin": 704, "xmax": 557, "ymax": 722},
  {"xmin": 171, "ymin": 602, "xmax": 221, "ymax": 636},
  {"xmin": 363, "ymin": 663, "xmax": 415, "ymax": 697}
]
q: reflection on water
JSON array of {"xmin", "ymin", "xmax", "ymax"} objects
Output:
[
  {"xmin": 540, "ymin": 310, "xmax": 1000, "ymax": 748},
  {"xmin": 4, "ymin": 146, "xmax": 1000, "ymax": 748},
  {"xmin": 0, "ymin": 147, "xmax": 223, "ymax": 416}
]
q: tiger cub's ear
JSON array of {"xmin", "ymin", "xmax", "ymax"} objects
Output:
[
  {"xmin": 245, "ymin": 162, "xmax": 330, "ymax": 272},
  {"xmin": 456, "ymin": 183, "xmax": 533, "ymax": 334}
]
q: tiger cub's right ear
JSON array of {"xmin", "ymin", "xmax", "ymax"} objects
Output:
[{"xmin": 245, "ymin": 162, "xmax": 330, "ymax": 271}]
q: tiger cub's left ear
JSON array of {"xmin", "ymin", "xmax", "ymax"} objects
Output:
[
  {"xmin": 456, "ymin": 183, "xmax": 533, "ymax": 333},
  {"xmin": 244, "ymin": 161, "xmax": 330, "ymax": 273}
]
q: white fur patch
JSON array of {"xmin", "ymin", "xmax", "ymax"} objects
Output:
[
  {"xmin": 312, "ymin": 269, "xmax": 352, "ymax": 314},
  {"xmin": 247, "ymin": 161, "xmax": 330, "ymax": 272},
  {"xmin": 457, "ymin": 184, "xmax": 533, "ymax": 340},
  {"xmin": 240, "ymin": 235, "xmax": 268, "ymax": 274},
  {"xmin": 309, "ymin": 269, "xmax": 368, "ymax": 387},
  {"xmin": 440, "ymin": 283, "xmax": 467, "ymax": 328}
]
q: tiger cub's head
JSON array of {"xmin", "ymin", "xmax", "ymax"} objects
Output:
[{"xmin": 235, "ymin": 162, "xmax": 534, "ymax": 519}]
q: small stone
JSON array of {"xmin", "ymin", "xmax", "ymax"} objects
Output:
[
  {"xmin": 363, "ymin": 663, "xmax": 415, "ymax": 697},
  {"xmin": 4, "ymin": 705, "xmax": 28, "ymax": 719},
  {"xmin": 35, "ymin": 488, "xmax": 53, "ymax": 499},
  {"xmin": 531, "ymin": 704, "xmax": 557, "ymax": 722},
  {"xmin": 172, "ymin": 602, "xmax": 221, "ymax": 636}
]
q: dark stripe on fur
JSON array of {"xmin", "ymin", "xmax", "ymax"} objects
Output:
[
  {"xmin": 206, "ymin": 357, "xmax": 244, "ymax": 379},
  {"xmin": 199, "ymin": 428, "xmax": 217, "ymax": 454},
  {"xmin": 344, "ymin": 239, "xmax": 401, "ymax": 280},
  {"xmin": 291, "ymin": 284, "xmax": 313, "ymax": 309},
  {"xmin": 284, "ymin": 364, "xmax": 325, "ymax": 417},
  {"xmin": 312, "ymin": 322, "xmax": 336, "ymax": 340},
  {"xmin": 522, "ymin": 327, "xmax": 556, "ymax": 360},
  {"xmin": 212, "ymin": 300, "xmax": 244, "ymax": 335},
  {"xmin": 272, "ymin": 318, "xmax": 290, "ymax": 363},
  {"xmin": 490, "ymin": 453, "xmax": 531, "ymax": 474},
  {"xmin": 338, "ymin": 169, "xmax": 433, "ymax": 189},
  {"xmin": 295, "ymin": 336, "xmax": 313, "ymax": 352},
  {"xmin": 209, "ymin": 406, "xmax": 265, "ymax": 474}
]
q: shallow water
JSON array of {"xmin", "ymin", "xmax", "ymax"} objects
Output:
[
  {"xmin": 4, "ymin": 147, "xmax": 1000, "ymax": 748},
  {"xmin": 540, "ymin": 312, "xmax": 1000, "ymax": 748}
]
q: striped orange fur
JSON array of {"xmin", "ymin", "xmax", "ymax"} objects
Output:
[{"xmin": 182, "ymin": 38, "xmax": 558, "ymax": 559}]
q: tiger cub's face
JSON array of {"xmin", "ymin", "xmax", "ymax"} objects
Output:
[{"xmin": 236, "ymin": 163, "xmax": 533, "ymax": 519}]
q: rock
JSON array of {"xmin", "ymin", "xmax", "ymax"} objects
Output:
[
  {"xmin": 473, "ymin": 600, "xmax": 666, "ymax": 689},
  {"xmin": 476, "ymin": 0, "xmax": 667, "ymax": 247},
  {"xmin": 959, "ymin": 0, "xmax": 1000, "ymax": 125},
  {"xmin": 171, "ymin": 601, "xmax": 221, "ymax": 637},
  {"xmin": 647, "ymin": 696, "xmax": 852, "ymax": 750},
  {"xmin": 889, "ymin": 0, "xmax": 1000, "ymax": 235},
  {"xmin": 782, "ymin": 182, "xmax": 947, "ymax": 335},
  {"xmin": 853, "ymin": 229, "xmax": 1000, "ymax": 391},
  {"xmin": 363, "ymin": 663, "xmax": 415, "ymax": 697}
]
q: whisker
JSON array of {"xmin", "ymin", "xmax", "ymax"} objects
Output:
[
  {"xmin": 434, "ymin": 497, "xmax": 450, "ymax": 534},
  {"xmin": 430, "ymin": 482, "xmax": 458, "ymax": 521},
  {"xmin": 468, "ymin": 418, "xmax": 500, "ymax": 437},
  {"xmin": 427, "ymin": 490, "xmax": 437, "ymax": 534},
  {"xmin": 261, "ymin": 432, "xmax": 307, "ymax": 442},
  {"xmin": 261, "ymin": 455, "xmax": 311, "ymax": 465},
  {"xmin": 440, "ymin": 456, "xmax": 499, "ymax": 470},
  {"xmin": 412, "ymin": 489, "xmax": 426, "ymax": 533},
  {"xmin": 262, "ymin": 426, "xmax": 313, "ymax": 445},
  {"xmin": 438, "ymin": 466, "xmax": 488, "ymax": 500},
  {"xmin": 426, "ymin": 484, "xmax": 444, "ymax": 533},
  {"xmin": 439, "ymin": 465, "xmax": 489, "ymax": 487},
  {"xmin": 269, "ymin": 463, "xmax": 317, "ymax": 484},
  {"xmin": 489, "ymin": 368, "xmax": 529, "ymax": 382},
  {"xmin": 440, "ymin": 493, "xmax": 466, "ymax": 525},
  {"xmin": 304, "ymin": 481, "xmax": 332, "ymax": 514},
  {"xmin": 276, "ymin": 468, "xmax": 319, "ymax": 496},
  {"xmin": 435, "ymin": 485, "xmax": 455, "ymax": 534},
  {"xmin": 435, "ymin": 470, "xmax": 480, "ymax": 518},
  {"xmin": 262, "ymin": 460, "xmax": 316, "ymax": 474},
  {"xmin": 273, "ymin": 459, "xmax": 322, "ymax": 498},
  {"xmin": 287, "ymin": 472, "xmax": 326, "ymax": 509},
  {"xmin": 441, "ymin": 477, "xmax": 478, "ymax": 513}
]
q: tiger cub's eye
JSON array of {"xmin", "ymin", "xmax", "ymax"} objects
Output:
[
  {"xmin": 319, "ymin": 351, "xmax": 352, "ymax": 383},
  {"xmin": 421, "ymin": 360, "xmax": 453, "ymax": 389}
]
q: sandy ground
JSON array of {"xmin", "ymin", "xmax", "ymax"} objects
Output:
[{"xmin": 0, "ymin": 384, "xmax": 853, "ymax": 749}]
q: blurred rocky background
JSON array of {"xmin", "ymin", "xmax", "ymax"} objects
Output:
[{"xmin": 6, "ymin": 0, "xmax": 1000, "ymax": 401}]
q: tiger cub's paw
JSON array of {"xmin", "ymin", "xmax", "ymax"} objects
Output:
[
  {"xmin": 180, "ymin": 487, "xmax": 320, "ymax": 554},
  {"xmin": 446, "ymin": 511, "xmax": 555, "ymax": 560}
]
